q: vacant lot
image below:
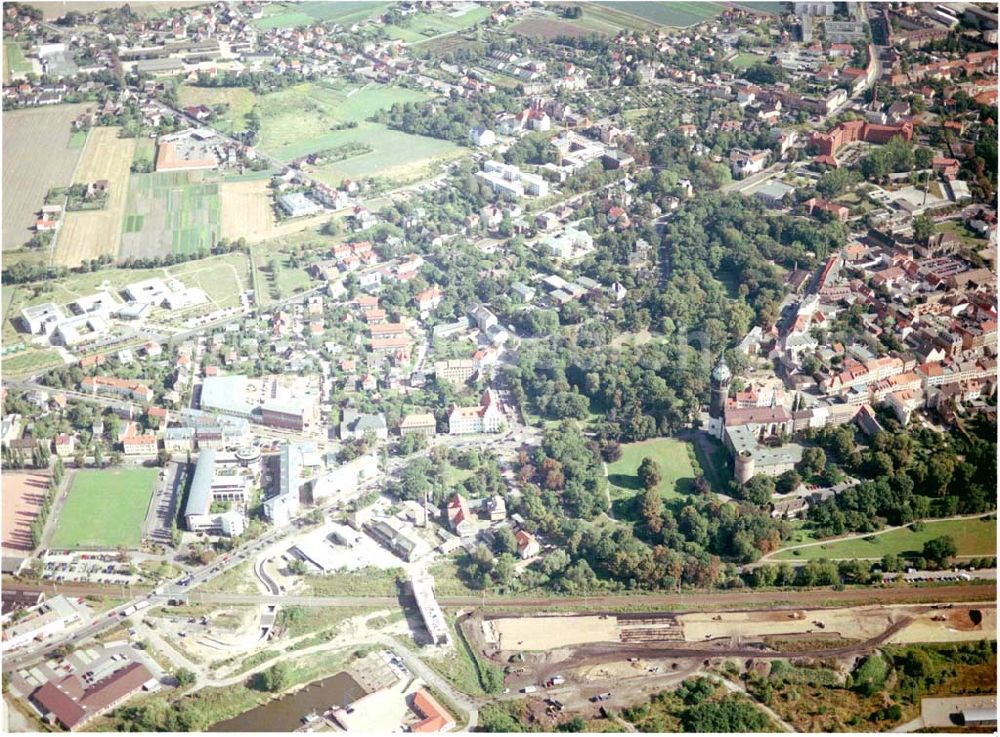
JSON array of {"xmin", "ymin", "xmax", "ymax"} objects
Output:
[
  {"xmin": 50, "ymin": 468, "xmax": 157, "ymax": 549},
  {"xmin": 56, "ymin": 127, "xmax": 136, "ymax": 267},
  {"xmin": 2, "ymin": 471, "xmax": 49, "ymax": 553},
  {"xmin": 178, "ymin": 84, "xmax": 257, "ymax": 134},
  {"xmin": 598, "ymin": 1, "xmax": 724, "ymax": 26},
  {"xmin": 120, "ymin": 170, "xmax": 221, "ymax": 259},
  {"xmin": 254, "ymin": 1, "xmax": 391, "ymax": 29},
  {"xmin": 608, "ymin": 437, "xmax": 700, "ymax": 509},
  {"xmin": 220, "ymin": 179, "xmax": 331, "ymax": 243},
  {"xmin": 2, "ymin": 103, "xmax": 89, "ymax": 249},
  {"xmin": 773, "ymin": 517, "xmax": 997, "ymax": 561}
]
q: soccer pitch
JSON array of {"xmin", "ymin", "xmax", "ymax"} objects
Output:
[{"xmin": 49, "ymin": 468, "xmax": 158, "ymax": 549}]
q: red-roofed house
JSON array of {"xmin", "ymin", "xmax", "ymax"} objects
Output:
[
  {"xmin": 515, "ymin": 530, "xmax": 540, "ymax": 559},
  {"xmin": 410, "ymin": 688, "xmax": 455, "ymax": 733},
  {"xmin": 446, "ymin": 494, "xmax": 473, "ymax": 536}
]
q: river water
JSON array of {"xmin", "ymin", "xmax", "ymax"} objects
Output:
[{"xmin": 212, "ymin": 671, "xmax": 366, "ymax": 732}]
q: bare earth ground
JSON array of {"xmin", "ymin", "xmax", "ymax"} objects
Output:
[
  {"xmin": 494, "ymin": 615, "xmax": 619, "ymax": 650},
  {"xmin": 492, "ymin": 604, "xmax": 996, "ymax": 652},
  {"xmin": 2, "ymin": 103, "xmax": 88, "ymax": 249},
  {"xmin": 220, "ymin": 179, "xmax": 333, "ymax": 243},
  {"xmin": 55, "ymin": 127, "xmax": 135, "ymax": 267},
  {"xmin": 1, "ymin": 471, "xmax": 49, "ymax": 553}
]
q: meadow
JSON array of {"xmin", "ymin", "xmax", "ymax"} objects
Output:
[
  {"xmin": 773, "ymin": 516, "xmax": 998, "ymax": 561},
  {"xmin": 50, "ymin": 468, "xmax": 158, "ymax": 549},
  {"xmin": 253, "ymin": 1, "xmax": 392, "ymax": 29},
  {"xmin": 120, "ymin": 170, "xmax": 221, "ymax": 259},
  {"xmin": 385, "ymin": 5, "xmax": 491, "ymax": 43},
  {"xmin": 255, "ymin": 83, "xmax": 463, "ymax": 180},
  {"xmin": 177, "ymin": 84, "xmax": 256, "ymax": 134}
]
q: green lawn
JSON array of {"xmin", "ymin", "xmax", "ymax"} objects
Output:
[
  {"xmin": 50, "ymin": 468, "xmax": 158, "ymax": 549},
  {"xmin": 254, "ymin": 83, "xmax": 463, "ymax": 180},
  {"xmin": 607, "ymin": 438, "xmax": 700, "ymax": 518},
  {"xmin": 773, "ymin": 517, "xmax": 997, "ymax": 561}
]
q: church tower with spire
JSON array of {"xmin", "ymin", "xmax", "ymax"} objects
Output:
[{"xmin": 707, "ymin": 355, "xmax": 731, "ymax": 440}]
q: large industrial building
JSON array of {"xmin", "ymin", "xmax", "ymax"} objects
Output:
[{"xmin": 200, "ymin": 374, "xmax": 319, "ymax": 430}]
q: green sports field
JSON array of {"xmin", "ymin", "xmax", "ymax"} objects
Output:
[
  {"xmin": 608, "ymin": 438, "xmax": 701, "ymax": 519},
  {"xmin": 773, "ymin": 517, "xmax": 997, "ymax": 561},
  {"xmin": 120, "ymin": 171, "xmax": 221, "ymax": 259},
  {"xmin": 50, "ymin": 468, "xmax": 158, "ymax": 549}
]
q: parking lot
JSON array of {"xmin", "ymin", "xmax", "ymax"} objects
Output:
[
  {"xmin": 40, "ymin": 551, "xmax": 141, "ymax": 586},
  {"xmin": 144, "ymin": 461, "xmax": 185, "ymax": 546}
]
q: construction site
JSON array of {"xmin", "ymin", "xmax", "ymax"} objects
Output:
[{"xmin": 461, "ymin": 603, "xmax": 997, "ymax": 719}]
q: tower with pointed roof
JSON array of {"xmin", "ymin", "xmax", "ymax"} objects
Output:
[{"xmin": 707, "ymin": 355, "xmax": 731, "ymax": 440}]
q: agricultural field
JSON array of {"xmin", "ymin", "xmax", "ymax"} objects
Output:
[
  {"xmin": 56, "ymin": 127, "xmax": 136, "ymax": 267},
  {"xmin": 385, "ymin": 5, "xmax": 491, "ymax": 43},
  {"xmin": 1, "ymin": 471, "xmax": 50, "ymax": 554},
  {"xmin": 595, "ymin": 1, "xmax": 724, "ymax": 27},
  {"xmin": 607, "ymin": 437, "xmax": 701, "ymax": 513},
  {"xmin": 255, "ymin": 83, "xmax": 464, "ymax": 181},
  {"xmin": 220, "ymin": 179, "xmax": 331, "ymax": 243},
  {"xmin": 37, "ymin": 1, "xmax": 205, "ymax": 18},
  {"xmin": 120, "ymin": 170, "xmax": 221, "ymax": 259},
  {"xmin": 773, "ymin": 517, "xmax": 998, "ymax": 561},
  {"xmin": 510, "ymin": 17, "xmax": 599, "ymax": 39},
  {"xmin": 253, "ymin": 1, "xmax": 392, "ymax": 29},
  {"xmin": 2, "ymin": 103, "xmax": 89, "ymax": 250},
  {"xmin": 177, "ymin": 84, "xmax": 257, "ymax": 134},
  {"xmin": 49, "ymin": 468, "xmax": 158, "ymax": 549}
]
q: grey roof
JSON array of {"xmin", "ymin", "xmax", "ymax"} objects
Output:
[
  {"xmin": 200, "ymin": 375, "xmax": 252, "ymax": 416},
  {"xmin": 341, "ymin": 410, "xmax": 387, "ymax": 434},
  {"xmin": 185, "ymin": 449, "xmax": 217, "ymax": 519}
]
